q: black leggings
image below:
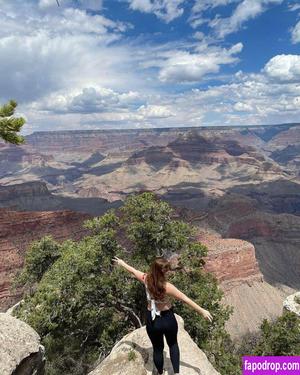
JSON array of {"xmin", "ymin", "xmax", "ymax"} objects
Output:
[{"xmin": 146, "ymin": 307, "xmax": 180, "ymax": 374}]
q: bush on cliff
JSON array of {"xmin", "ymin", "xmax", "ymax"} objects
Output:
[
  {"xmin": 234, "ymin": 310, "xmax": 300, "ymax": 366},
  {"xmin": 14, "ymin": 192, "xmax": 239, "ymax": 374},
  {"xmin": 14, "ymin": 236, "xmax": 62, "ymax": 289},
  {"xmin": 252, "ymin": 311, "xmax": 300, "ymax": 356}
]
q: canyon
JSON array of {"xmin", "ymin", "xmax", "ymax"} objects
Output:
[{"xmin": 0, "ymin": 123, "xmax": 299, "ymax": 341}]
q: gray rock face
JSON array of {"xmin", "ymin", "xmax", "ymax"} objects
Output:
[
  {"xmin": 0, "ymin": 313, "xmax": 45, "ymax": 375},
  {"xmin": 89, "ymin": 314, "xmax": 220, "ymax": 375}
]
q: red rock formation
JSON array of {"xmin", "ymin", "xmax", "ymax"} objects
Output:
[
  {"xmin": 0, "ymin": 208, "xmax": 92, "ymax": 311},
  {"xmin": 197, "ymin": 233, "xmax": 263, "ymax": 291},
  {"xmin": 173, "ymin": 207, "xmax": 264, "ymax": 292}
]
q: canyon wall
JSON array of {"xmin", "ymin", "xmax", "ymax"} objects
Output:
[{"xmin": 0, "ymin": 207, "xmax": 91, "ymax": 311}]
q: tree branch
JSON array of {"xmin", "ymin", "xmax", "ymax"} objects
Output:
[{"xmin": 111, "ymin": 301, "xmax": 142, "ymax": 328}]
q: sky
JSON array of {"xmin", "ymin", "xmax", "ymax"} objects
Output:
[{"xmin": 0, "ymin": 0, "xmax": 300, "ymax": 134}]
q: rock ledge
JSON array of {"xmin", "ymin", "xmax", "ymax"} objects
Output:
[{"xmin": 89, "ymin": 314, "xmax": 220, "ymax": 375}]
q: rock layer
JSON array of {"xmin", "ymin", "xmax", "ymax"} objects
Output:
[
  {"xmin": 0, "ymin": 207, "xmax": 91, "ymax": 310},
  {"xmin": 199, "ymin": 234, "xmax": 263, "ymax": 291}
]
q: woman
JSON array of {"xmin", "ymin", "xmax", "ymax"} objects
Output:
[{"xmin": 112, "ymin": 255, "xmax": 213, "ymax": 375}]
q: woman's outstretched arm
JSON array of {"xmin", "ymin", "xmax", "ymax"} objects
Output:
[
  {"xmin": 166, "ymin": 281, "xmax": 213, "ymax": 322},
  {"xmin": 112, "ymin": 256, "xmax": 145, "ymax": 283}
]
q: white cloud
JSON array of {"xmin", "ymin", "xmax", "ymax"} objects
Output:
[
  {"xmin": 0, "ymin": 4, "xmax": 138, "ymax": 104},
  {"xmin": 234, "ymin": 102, "xmax": 254, "ymax": 112},
  {"xmin": 20, "ymin": 68, "xmax": 300, "ymax": 133},
  {"xmin": 157, "ymin": 43, "xmax": 243, "ymax": 83},
  {"xmin": 189, "ymin": 0, "xmax": 283, "ymax": 36},
  {"xmin": 210, "ymin": 0, "xmax": 283, "ymax": 38},
  {"xmin": 288, "ymin": 3, "xmax": 300, "ymax": 12},
  {"xmin": 0, "ymin": 6, "xmax": 128, "ymax": 38},
  {"xmin": 264, "ymin": 54, "xmax": 300, "ymax": 82},
  {"xmin": 192, "ymin": 0, "xmax": 237, "ymax": 13},
  {"xmin": 126, "ymin": 0, "xmax": 185, "ymax": 22},
  {"xmin": 170, "ymin": 72, "xmax": 300, "ymax": 126},
  {"xmin": 137, "ymin": 104, "xmax": 174, "ymax": 118},
  {"xmin": 1, "ymin": 0, "xmax": 299, "ymax": 133},
  {"xmin": 291, "ymin": 21, "xmax": 300, "ymax": 44},
  {"xmin": 190, "ymin": 0, "xmax": 237, "ymax": 29},
  {"xmin": 34, "ymin": 86, "xmax": 143, "ymax": 113}
]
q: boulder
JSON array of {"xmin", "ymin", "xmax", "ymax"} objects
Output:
[
  {"xmin": 283, "ymin": 292, "xmax": 300, "ymax": 317},
  {"xmin": 0, "ymin": 313, "xmax": 45, "ymax": 375}
]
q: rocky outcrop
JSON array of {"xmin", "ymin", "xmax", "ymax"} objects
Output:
[
  {"xmin": 0, "ymin": 181, "xmax": 60, "ymax": 211},
  {"xmin": 193, "ymin": 230, "xmax": 291, "ymax": 341},
  {"xmin": 283, "ymin": 292, "xmax": 300, "ymax": 317},
  {"xmin": 89, "ymin": 314, "xmax": 220, "ymax": 375},
  {"xmin": 0, "ymin": 313, "xmax": 45, "ymax": 375},
  {"xmin": 199, "ymin": 233, "xmax": 263, "ymax": 291},
  {"xmin": 0, "ymin": 207, "xmax": 91, "ymax": 311}
]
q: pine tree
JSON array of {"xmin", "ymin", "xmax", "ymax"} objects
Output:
[{"xmin": 0, "ymin": 100, "xmax": 26, "ymax": 144}]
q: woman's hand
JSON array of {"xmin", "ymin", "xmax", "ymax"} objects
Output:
[
  {"xmin": 200, "ymin": 308, "xmax": 213, "ymax": 323},
  {"xmin": 112, "ymin": 256, "xmax": 126, "ymax": 267}
]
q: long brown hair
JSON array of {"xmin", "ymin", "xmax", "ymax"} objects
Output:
[{"xmin": 145, "ymin": 257, "xmax": 171, "ymax": 300}]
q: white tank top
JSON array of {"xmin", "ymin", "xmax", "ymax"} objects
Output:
[{"xmin": 143, "ymin": 273, "xmax": 171, "ymax": 321}]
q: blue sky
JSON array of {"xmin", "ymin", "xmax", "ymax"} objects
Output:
[{"xmin": 0, "ymin": 0, "xmax": 300, "ymax": 134}]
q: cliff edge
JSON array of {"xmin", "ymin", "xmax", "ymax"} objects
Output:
[{"xmin": 89, "ymin": 313, "xmax": 220, "ymax": 375}]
